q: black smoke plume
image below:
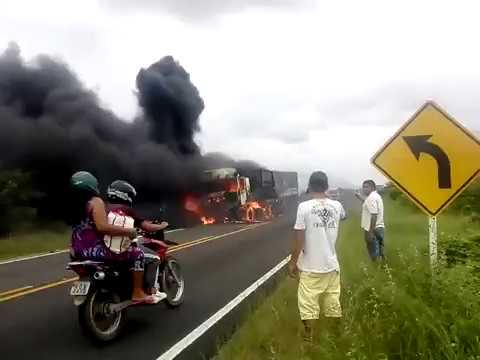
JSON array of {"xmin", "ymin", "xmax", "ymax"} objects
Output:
[
  {"xmin": 0, "ymin": 43, "xmax": 207, "ymax": 219},
  {"xmin": 0, "ymin": 42, "xmax": 266, "ymax": 225},
  {"xmin": 136, "ymin": 56, "xmax": 204, "ymax": 155},
  {"xmin": 202, "ymin": 152, "xmax": 262, "ymax": 171}
]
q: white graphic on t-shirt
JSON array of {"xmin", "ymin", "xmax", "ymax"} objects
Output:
[{"xmin": 311, "ymin": 204, "xmax": 338, "ymax": 229}]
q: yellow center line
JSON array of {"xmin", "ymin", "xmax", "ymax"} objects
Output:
[
  {"xmin": 0, "ymin": 222, "xmax": 270, "ymax": 303},
  {"xmin": 0, "ymin": 285, "xmax": 34, "ymax": 297},
  {"xmin": 167, "ymin": 236, "xmax": 214, "ymax": 251},
  {"xmin": 168, "ymin": 223, "xmax": 268, "ymax": 254},
  {"xmin": 0, "ymin": 278, "xmax": 78, "ymax": 303}
]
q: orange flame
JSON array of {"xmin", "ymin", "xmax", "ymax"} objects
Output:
[
  {"xmin": 242, "ymin": 201, "xmax": 273, "ymax": 223},
  {"xmin": 226, "ymin": 180, "xmax": 239, "ymax": 193},
  {"xmin": 248, "ymin": 201, "xmax": 261, "ymax": 209},
  {"xmin": 201, "ymin": 216, "xmax": 216, "ymax": 225},
  {"xmin": 185, "ymin": 196, "xmax": 200, "ymax": 213}
]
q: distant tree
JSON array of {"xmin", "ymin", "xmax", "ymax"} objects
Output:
[
  {"xmin": 0, "ymin": 170, "xmax": 34, "ymax": 235},
  {"xmin": 452, "ymin": 176, "xmax": 480, "ymax": 215}
]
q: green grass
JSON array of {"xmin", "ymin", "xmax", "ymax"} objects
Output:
[
  {"xmin": 215, "ymin": 200, "xmax": 480, "ymax": 360},
  {"xmin": 0, "ymin": 225, "xmax": 69, "ymax": 260}
]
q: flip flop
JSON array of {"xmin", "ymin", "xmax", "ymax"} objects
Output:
[
  {"xmin": 154, "ymin": 291, "xmax": 167, "ymax": 301},
  {"xmin": 132, "ymin": 294, "xmax": 162, "ymax": 305}
]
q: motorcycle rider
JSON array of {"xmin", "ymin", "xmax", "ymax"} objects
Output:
[
  {"xmin": 105, "ymin": 180, "xmax": 169, "ymax": 298},
  {"xmin": 69, "ymin": 171, "xmax": 160, "ymax": 304}
]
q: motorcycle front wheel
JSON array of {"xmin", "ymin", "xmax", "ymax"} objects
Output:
[
  {"xmin": 78, "ymin": 288, "xmax": 126, "ymax": 342},
  {"xmin": 160, "ymin": 257, "xmax": 185, "ymax": 308}
]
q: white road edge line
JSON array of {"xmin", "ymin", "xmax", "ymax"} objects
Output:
[
  {"xmin": 0, "ymin": 228, "xmax": 185, "ymax": 265},
  {"xmin": 164, "ymin": 228, "xmax": 185, "ymax": 234},
  {"xmin": 156, "ymin": 255, "xmax": 291, "ymax": 360},
  {"xmin": 0, "ymin": 249, "xmax": 70, "ymax": 265}
]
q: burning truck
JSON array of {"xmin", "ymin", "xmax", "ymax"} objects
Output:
[{"xmin": 185, "ymin": 167, "xmax": 298, "ymax": 224}]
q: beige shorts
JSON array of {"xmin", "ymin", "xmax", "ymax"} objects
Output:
[{"xmin": 297, "ymin": 270, "xmax": 342, "ymax": 320}]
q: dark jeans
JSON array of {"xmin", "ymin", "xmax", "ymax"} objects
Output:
[
  {"xmin": 364, "ymin": 227, "xmax": 385, "ymax": 261},
  {"xmin": 138, "ymin": 245, "xmax": 160, "ymax": 290}
]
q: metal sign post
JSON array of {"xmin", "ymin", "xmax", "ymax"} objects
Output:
[{"xmin": 428, "ymin": 216, "xmax": 438, "ymax": 267}]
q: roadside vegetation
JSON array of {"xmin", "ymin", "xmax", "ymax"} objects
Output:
[
  {"xmin": 0, "ymin": 169, "xmax": 69, "ymax": 260},
  {"xmin": 215, "ymin": 180, "xmax": 480, "ymax": 360},
  {"xmin": 0, "ymin": 226, "xmax": 69, "ymax": 260}
]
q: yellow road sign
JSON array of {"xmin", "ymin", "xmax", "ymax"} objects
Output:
[{"xmin": 372, "ymin": 101, "xmax": 480, "ymax": 216}]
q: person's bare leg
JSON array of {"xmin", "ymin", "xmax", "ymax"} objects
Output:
[
  {"xmin": 131, "ymin": 271, "xmax": 149, "ymax": 301},
  {"xmin": 302, "ymin": 319, "xmax": 315, "ymax": 342}
]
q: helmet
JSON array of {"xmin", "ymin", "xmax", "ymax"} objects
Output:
[
  {"xmin": 70, "ymin": 171, "xmax": 100, "ymax": 195},
  {"xmin": 107, "ymin": 180, "xmax": 137, "ymax": 205}
]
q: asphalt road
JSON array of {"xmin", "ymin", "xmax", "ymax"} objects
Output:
[
  {"xmin": 0, "ymin": 218, "xmax": 293, "ymax": 360},
  {"xmin": 0, "ymin": 191, "xmax": 357, "ymax": 360}
]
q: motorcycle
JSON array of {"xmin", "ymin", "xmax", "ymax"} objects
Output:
[{"xmin": 66, "ymin": 228, "xmax": 185, "ymax": 342}]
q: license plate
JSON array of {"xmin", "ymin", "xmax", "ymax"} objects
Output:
[{"xmin": 70, "ymin": 281, "xmax": 91, "ymax": 296}]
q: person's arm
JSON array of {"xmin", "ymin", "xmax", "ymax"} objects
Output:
[
  {"xmin": 288, "ymin": 204, "xmax": 305, "ymax": 278},
  {"xmin": 340, "ymin": 203, "xmax": 347, "ymax": 221},
  {"xmin": 366, "ymin": 197, "xmax": 379, "ymax": 237},
  {"xmin": 355, "ymin": 191, "xmax": 365, "ymax": 202},
  {"xmin": 125, "ymin": 206, "xmax": 169, "ymax": 232},
  {"xmin": 141, "ymin": 220, "xmax": 169, "ymax": 232},
  {"xmin": 90, "ymin": 197, "xmax": 136, "ymax": 238},
  {"xmin": 290, "ymin": 230, "xmax": 305, "ymax": 271},
  {"xmin": 369, "ymin": 214, "xmax": 377, "ymax": 235}
]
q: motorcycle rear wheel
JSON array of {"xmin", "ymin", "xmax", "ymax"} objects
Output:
[{"xmin": 78, "ymin": 288, "xmax": 126, "ymax": 342}]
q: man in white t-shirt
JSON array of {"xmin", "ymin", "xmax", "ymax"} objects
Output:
[
  {"xmin": 288, "ymin": 171, "xmax": 346, "ymax": 342},
  {"xmin": 355, "ymin": 179, "xmax": 385, "ymax": 261}
]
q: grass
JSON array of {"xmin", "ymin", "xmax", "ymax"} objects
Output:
[
  {"xmin": 215, "ymin": 199, "xmax": 480, "ymax": 360},
  {"xmin": 0, "ymin": 224, "xmax": 69, "ymax": 260}
]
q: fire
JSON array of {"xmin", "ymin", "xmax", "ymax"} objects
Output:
[
  {"xmin": 201, "ymin": 216, "xmax": 216, "ymax": 225},
  {"xmin": 207, "ymin": 192, "xmax": 225, "ymax": 204},
  {"xmin": 226, "ymin": 180, "xmax": 239, "ymax": 193},
  {"xmin": 243, "ymin": 201, "xmax": 273, "ymax": 223},
  {"xmin": 185, "ymin": 196, "xmax": 200, "ymax": 213},
  {"xmin": 185, "ymin": 195, "xmax": 216, "ymax": 225},
  {"xmin": 248, "ymin": 201, "xmax": 261, "ymax": 209}
]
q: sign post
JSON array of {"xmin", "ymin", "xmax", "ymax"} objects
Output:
[
  {"xmin": 371, "ymin": 101, "xmax": 480, "ymax": 266},
  {"xmin": 428, "ymin": 216, "xmax": 437, "ymax": 267}
]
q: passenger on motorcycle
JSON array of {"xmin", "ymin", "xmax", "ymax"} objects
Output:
[
  {"xmin": 69, "ymin": 171, "xmax": 160, "ymax": 304},
  {"xmin": 106, "ymin": 180, "xmax": 169, "ymax": 298}
]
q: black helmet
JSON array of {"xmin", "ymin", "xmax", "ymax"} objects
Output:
[
  {"xmin": 107, "ymin": 180, "xmax": 137, "ymax": 205},
  {"xmin": 70, "ymin": 171, "xmax": 100, "ymax": 195}
]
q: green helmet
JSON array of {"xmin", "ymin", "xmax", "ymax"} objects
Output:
[{"xmin": 70, "ymin": 171, "xmax": 100, "ymax": 195}]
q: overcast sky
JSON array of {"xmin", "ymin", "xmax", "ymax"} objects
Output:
[{"xmin": 2, "ymin": 0, "xmax": 480, "ymax": 189}]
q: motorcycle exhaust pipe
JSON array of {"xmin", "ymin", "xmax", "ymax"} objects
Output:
[{"xmin": 93, "ymin": 271, "xmax": 105, "ymax": 280}]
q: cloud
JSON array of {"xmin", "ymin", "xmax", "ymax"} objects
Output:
[
  {"xmin": 204, "ymin": 93, "xmax": 318, "ymax": 145},
  {"xmin": 100, "ymin": 0, "xmax": 314, "ymax": 20},
  {"xmin": 3, "ymin": 0, "xmax": 480, "ymax": 191},
  {"xmin": 318, "ymin": 79, "xmax": 480, "ymax": 130}
]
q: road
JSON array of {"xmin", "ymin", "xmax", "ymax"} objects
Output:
[
  {"xmin": 0, "ymin": 218, "xmax": 293, "ymax": 360},
  {"xmin": 0, "ymin": 191, "xmax": 356, "ymax": 360}
]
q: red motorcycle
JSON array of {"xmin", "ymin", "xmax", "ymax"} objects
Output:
[{"xmin": 67, "ymin": 229, "xmax": 185, "ymax": 342}]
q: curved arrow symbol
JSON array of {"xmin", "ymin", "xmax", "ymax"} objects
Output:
[{"xmin": 403, "ymin": 135, "xmax": 452, "ymax": 189}]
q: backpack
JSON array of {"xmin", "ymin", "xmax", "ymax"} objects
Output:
[{"xmin": 104, "ymin": 209, "xmax": 135, "ymax": 254}]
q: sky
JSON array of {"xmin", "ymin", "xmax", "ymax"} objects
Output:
[{"xmin": 2, "ymin": 0, "xmax": 480, "ymax": 190}]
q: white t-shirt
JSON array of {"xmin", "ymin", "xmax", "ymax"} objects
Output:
[
  {"xmin": 293, "ymin": 198, "xmax": 346, "ymax": 273},
  {"xmin": 361, "ymin": 191, "xmax": 384, "ymax": 231}
]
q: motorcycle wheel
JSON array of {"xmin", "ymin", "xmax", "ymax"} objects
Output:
[
  {"xmin": 160, "ymin": 257, "xmax": 185, "ymax": 308},
  {"xmin": 78, "ymin": 288, "xmax": 126, "ymax": 342}
]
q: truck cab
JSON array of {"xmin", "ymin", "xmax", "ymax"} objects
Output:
[{"xmin": 203, "ymin": 167, "xmax": 251, "ymax": 206}]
